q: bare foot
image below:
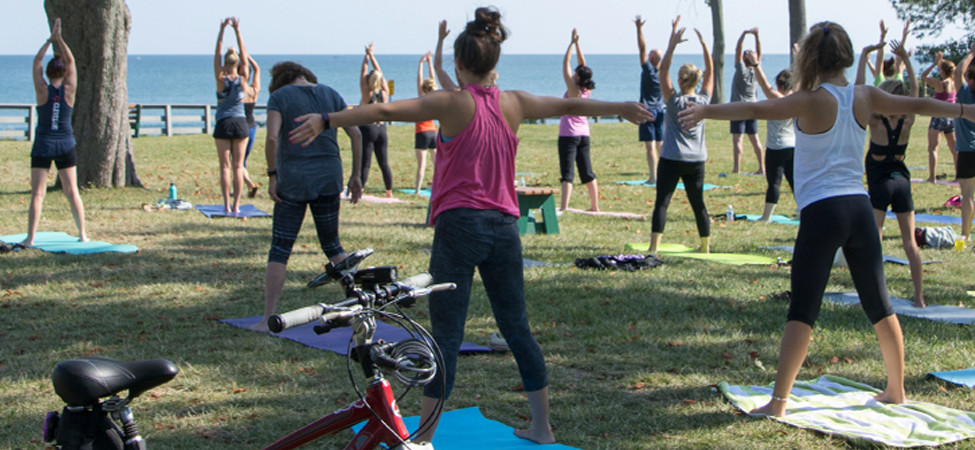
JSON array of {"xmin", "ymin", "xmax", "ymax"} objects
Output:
[
  {"xmin": 513, "ymin": 426, "xmax": 555, "ymax": 445},
  {"xmin": 79, "ymin": 235, "xmax": 89, "ymax": 243},
  {"xmin": 912, "ymin": 298, "xmax": 926, "ymax": 308},
  {"xmin": 757, "ymin": 215, "xmax": 772, "ymax": 222},
  {"xmin": 749, "ymin": 399, "xmax": 787, "ymax": 417},
  {"xmin": 19, "ymin": 239, "xmax": 34, "ymax": 247},
  {"xmin": 586, "ymin": 207, "xmax": 600, "ymax": 212},
  {"xmin": 874, "ymin": 387, "xmax": 906, "ymax": 404},
  {"xmin": 385, "ymin": 190, "xmax": 394, "ymax": 199},
  {"xmin": 645, "ymin": 179, "xmax": 656, "ymax": 185},
  {"xmin": 695, "ymin": 246, "xmax": 710, "ymax": 254},
  {"xmin": 925, "ymin": 177, "xmax": 935, "ymax": 183},
  {"xmin": 248, "ymin": 319, "xmax": 270, "ymax": 332}
]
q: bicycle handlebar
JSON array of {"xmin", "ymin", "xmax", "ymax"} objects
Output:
[{"xmin": 268, "ymin": 273, "xmax": 450, "ymax": 333}]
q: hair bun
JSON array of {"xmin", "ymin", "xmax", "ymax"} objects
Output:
[
  {"xmin": 468, "ymin": 7, "xmax": 506, "ymax": 42},
  {"xmin": 227, "ymin": 48, "xmax": 238, "ymax": 55}
]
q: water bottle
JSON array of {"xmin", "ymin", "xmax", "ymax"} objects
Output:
[
  {"xmin": 169, "ymin": 182, "xmax": 177, "ymax": 201},
  {"xmin": 726, "ymin": 205, "xmax": 734, "ymax": 222}
]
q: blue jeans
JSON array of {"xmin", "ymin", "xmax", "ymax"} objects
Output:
[
  {"xmin": 268, "ymin": 193, "xmax": 344, "ymax": 264},
  {"xmin": 423, "ymin": 208, "xmax": 547, "ymax": 399}
]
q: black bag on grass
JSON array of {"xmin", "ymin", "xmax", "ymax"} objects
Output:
[{"xmin": 575, "ymin": 254, "xmax": 664, "ymax": 271}]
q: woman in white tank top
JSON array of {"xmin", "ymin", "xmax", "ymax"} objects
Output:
[{"xmin": 679, "ymin": 22, "xmax": 975, "ymax": 418}]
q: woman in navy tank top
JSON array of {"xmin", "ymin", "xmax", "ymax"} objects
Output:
[{"xmin": 23, "ymin": 18, "xmax": 87, "ymax": 247}]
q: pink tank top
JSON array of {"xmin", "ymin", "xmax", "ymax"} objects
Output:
[
  {"xmin": 559, "ymin": 89, "xmax": 590, "ymax": 137},
  {"xmin": 428, "ymin": 84, "xmax": 520, "ymax": 225},
  {"xmin": 935, "ymin": 90, "xmax": 957, "ymax": 103}
]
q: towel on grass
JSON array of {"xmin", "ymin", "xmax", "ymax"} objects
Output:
[
  {"xmin": 352, "ymin": 407, "xmax": 580, "ymax": 449},
  {"xmin": 823, "ymin": 291, "xmax": 975, "ymax": 325},
  {"xmin": 221, "ymin": 315, "xmax": 492, "ymax": 355},
  {"xmin": 929, "ymin": 368, "xmax": 975, "ymax": 389},
  {"xmin": 396, "ymin": 188, "xmax": 431, "ymax": 198},
  {"xmin": 760, "ymin": 245, "xmax": 940, "ymax": 266},
  {"xmin": 0, "ymin": 232, "xmax": 137, "ymax": 255},
  {"xmin": 720, "ymin": 375, "xmax": 975, "ymax": 447},
  {"xmin": 614, "ymin": 180, "xmax": 727, "ymax": 190},
  {"xmin": 624, "ymin": 242, "xmax": 777, "ymax": 265},
  {"xmin": 195, "ymin": 204, "xmax": 271, "ymax": 218},
  {"xmin": 564, "ymin": 208, "xmax": 646, "ymax": 219}
]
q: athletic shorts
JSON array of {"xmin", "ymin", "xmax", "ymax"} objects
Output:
[
  {"xmin": 958, "ymin": 151, "xmax": 975, "ymax": 179},
  {"xmin": 638, "ymin": 107, "xmax": 665, "ymax": 142},
  {"xmin": 415, "ymin": 130, "xmax": 437, "ymax": 149},
  {"xmin": 868, "ymin": 174, "xmax": 914, "ymax": 213},
  {"xmin": 929, "ymin": 117, "xmax": 955, "ymax": 133},
  {"xmin": 31, "ymin": 148, "xmax": 77, "ymax": 170},
  {"xmin": 730, "ymin": 119, "xmax": 759, "ymax": 135},
  {"xmin": 213, "ymin": 117, "xmax": 249, "ymax": 140}
]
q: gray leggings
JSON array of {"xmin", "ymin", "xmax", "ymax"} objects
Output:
[{"xmin": 423, "ymin": 208, "xmax": 547, "ymax": 399}]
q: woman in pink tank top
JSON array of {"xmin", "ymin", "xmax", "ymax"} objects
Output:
[
  {"xmin": 289, "ymin": 7, "xmax": 652, "ymax": 447},
  {"xmin": 557, "ymin": 28, "xmax": 599, "ymax": 212},
  {"xmin": 920, "ymin": 52, "xmax": 958, "ymax": 181}
]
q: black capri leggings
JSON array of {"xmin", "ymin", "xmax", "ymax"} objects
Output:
[
  {"xmin": 353, "ymin": 123, "xmax": 393, "ymax": 191},
  {"xmin": 651, "ymin": 158, "xmax": 710, "ymax": 237},
  {"xmin": 764, "ymin": 148, "xmax": 795, "ymax": 204},
  {"xmin": 789, "ymin": 195, "xmax": 894, "ymax": 327}
]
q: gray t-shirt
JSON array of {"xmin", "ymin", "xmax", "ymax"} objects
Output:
[
  {"xmin": 766, "ymin": 118, "xmax": 796, "ymax": 150},
  {"xmin": 661, "ymin": 92, "xmax": 710, "ymax": 162},
  {"xmin": 730, "ymin": 61, "xmax": 758, "ymax": 103},
  {"xmin": 266, "ymin": 84, "xmax": 348, "ymax": 202}
]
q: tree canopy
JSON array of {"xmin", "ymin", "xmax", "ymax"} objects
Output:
[{"xmin": 891, "ymin": 0, "xmax": 975, "ymax": 63}]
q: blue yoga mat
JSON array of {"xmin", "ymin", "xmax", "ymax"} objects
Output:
[
  {"xmin": 353, "ymin": 407, "xmax": 579, "ymax": 449},
  {"xmin": 738, "ymin": 214, "xmax": 800, "ymax": 225},
  {"xmin": 614, "ymin": 180, "xmax": 727, "ymax": 190},
  {"xmin": 396, "ymin": 188, "xmax": 432, "ymax": 198},
  {"xmin": 887, "ymin": 211, "xmax": 975, "ymax": 226},
  {"xmin": 823, "ymin": 292, "xmax": 975, "ymax": 325},
  {"xmin": 929, "ymin": 368, "xmax": 975, "ymax": 388},
  {"xmin": 0, "ymin": 232, "xmax": 137, "ymax": 255},
  {"xmin": 221, "ymin": 315, "xmax": 493, "ymax": 355},
  {"xmin": 195, "ymin": 204, "xmax": 271, "ymax": 218}
]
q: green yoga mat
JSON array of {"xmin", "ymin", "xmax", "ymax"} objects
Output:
[
  {"xmin": 624, "ymin": 242, "xmax": 777, "ymax": 265},
  {"xmin": 720, "ymin": 375, "xmax": 975, "ymax": 447}
]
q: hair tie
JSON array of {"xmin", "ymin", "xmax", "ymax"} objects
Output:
[{"xmin": 822, "ymin": 25, "xmax": 830, "ymax": 35}]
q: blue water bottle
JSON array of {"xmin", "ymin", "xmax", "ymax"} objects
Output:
[{"xmin": 169, "ymin": 181, "xmax": 177, "ymax": 201}]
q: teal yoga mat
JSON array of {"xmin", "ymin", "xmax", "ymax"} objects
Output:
[
  {"xmin": 738, "ymin": 214, "xmax": 800, "ymax": 225},
  {"xmin": 352, "ymin": 407, "xmax": 579, "ymax": 449},
  {"xmin": 929, "ymin": 368, "xmax": 975, "ymax": 388},
  {"xmin": 887, "ymin": 211, "xmax": 975, "ymax": 226},
  {"xmin": 0, "ymin": 232, "xmax": 137, "ymax": 255},
  {"xmin": 614, "ymin": 180, "xmax": 727, "ymax": 190},
  {"xmin": 721, "ymin": 375, "xmax": 975, "ymax": 447},
  {"xmin": 396, "ymin": 188, "xmax": 431, "ymax": 198}
]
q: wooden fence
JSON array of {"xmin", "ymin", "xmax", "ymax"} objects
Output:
[{"xmin": 0, "ymin": 104, "xmax": 267, "ymax": 141}]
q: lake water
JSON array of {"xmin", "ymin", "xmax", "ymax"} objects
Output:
[{"xmin": 0, "ymin": 53, "xmax": 798, "ymax": 106}]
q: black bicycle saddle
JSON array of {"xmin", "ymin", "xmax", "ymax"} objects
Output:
[{"xmin": 52, "ymin": 357, "xmax": 179, "ymax": 406}]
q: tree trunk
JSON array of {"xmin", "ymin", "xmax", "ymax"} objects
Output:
[
  {"xmin": 708, "ymin": 0, "xmax": 725, "ymax": 104},
  {"xmin": 44, "ymin": 0, "xmax": 141, "ymax": 188},
  {"xmin": 789, "ymin": 0, "xmax": 806, "ymax": 66}
]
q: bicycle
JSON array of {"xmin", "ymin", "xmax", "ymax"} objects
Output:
[
  {"xmin": 42, "ymin": 357, "xmax": 179, "ymax": 449},
  {"xmin": 262, "ymin": 248, "xmax": 455, "ymax": 450}
]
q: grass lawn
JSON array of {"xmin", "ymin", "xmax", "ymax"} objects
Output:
[{"xmin": 2, "ymin": 119, "xmax": 974, "ymax": 449}]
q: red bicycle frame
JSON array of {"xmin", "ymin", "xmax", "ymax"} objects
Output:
[{"xmin": 263, "ymin": 377, "xmax": 409, "ymax": 450}]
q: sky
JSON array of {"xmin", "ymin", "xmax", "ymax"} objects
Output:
[{"xmin": 0, "ymin": 0, "xmax": 967, "ymax": 56}]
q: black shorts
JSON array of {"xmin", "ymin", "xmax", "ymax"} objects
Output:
[
  {"xmin": 730, "ymin": 119, "xmax": 759, "ymax": 135},
  {"xmin": 929, "ymin": 117, "xmax": 955, "ymax": 133},
  {"xmin": 213, "ymin": 117, "xmax": 249, "ymax": 140},
  {"xmin": 868, "ymin": 174, "xmax": 914, "ymax": 213},
  {"xmin": 958, "ymin": 151, "xmax": 975, "ymax": 179},
  {"xmin": 31, "ymin": 148, "xmax": 77, "ymax": 170},
  {"xmin": 415, "ymin": 130, "xmax": 437, "ymax": 149},
  {"xmin": 558, "ymin": 136, "xmax": 595, "ymax": 184}
]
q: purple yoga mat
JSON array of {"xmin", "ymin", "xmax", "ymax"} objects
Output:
[{"xmin": 221, "ymin": 315, "xmax": 493, "ymax": 355}]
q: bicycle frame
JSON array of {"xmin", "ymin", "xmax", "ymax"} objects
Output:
[{"xmin": 262, "ymin": 377, "xmax": 409, "ymax": 450}]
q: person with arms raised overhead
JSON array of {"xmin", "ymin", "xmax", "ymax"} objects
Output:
[{"xmin": 558, "ymin": 28, "xmax": 600, "ymax": 212}]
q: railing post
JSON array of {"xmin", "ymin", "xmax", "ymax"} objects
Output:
[
  {"xmin": 204, "ymin": 105, "xmax": 212, "ymax": 135},
  {"xmin": 164, "ymin": 104, "xmax": 173, "ymax": 137},
  {"xmin": 28, "ymin": 106, "xmax": 36, "ymax": 141}
]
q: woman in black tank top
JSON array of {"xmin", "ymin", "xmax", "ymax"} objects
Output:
[
  {"xmin": 353, "ymin": 43, "xmax": 394, "ymax": 198},
  {"xmin": 862, "ymin": 40, "xmax": 926, "ymax": 308}
]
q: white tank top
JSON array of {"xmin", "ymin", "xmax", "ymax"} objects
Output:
[{"xmin": 793, "ymin": 83, "xmax": 868, "ymax": 211}]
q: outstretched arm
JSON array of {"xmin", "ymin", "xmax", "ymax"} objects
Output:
[
  {"xmin": 343, "ymin": 126, "xmax": 363, "ymax": 203},
  {"xmin": 734, "ymin": 29, "xmax": 747, "ymax": 64},
  {"xmin": 49, "ymin": 18, "xmax": 76, "ymax": 102},
  {"xmin": 956, "ymin": 43, "xmax": 975, "ymax": 93},
  {"xmin": 635, "ymin": 16, "xmax": 647, "ymax": 65},
  {"xmin": 511, "ymin": 91, "xmax": 653, "ymax": 124},
  {"xmin": 264, "ymin": 110, "xmax": 281, "ymax": 202},
  {"xmin": 417, "ymin": 53, "xmax": 426, "ymax": 97},
  {"xmin": 659, "ymin": 16, "xmax": 683, "ymax": 101},
  {"xmin": 32, "ymin": 35, "xmax": 52, "ymax": 102},
  {"xmin": 232, "ymin": 18, "xmax": 249, "ymax": 83},
  {"xmin": 563, "ymin": 29, "xmax": 580, "ymax": 96},
  {"xmin": 697, "ymin": 29, "xmax": 713, "ymax": 97},
  {"xmin": 751, "ymin": 28, "xmax": 762, "ymax": 62},
  {"xmin": 434, "ymin": 21, "xmax": 458, "ymax": 91},
  {"xmin": 214, "ymin": 18, "xmax": 228, "ymax": 80},
  {"xmin": 359, "ymin": 47, "xmax": 370, "ymax": 103},
  {"xmin": 869, "ymin": 85, "xmax": 975, "ymax": 120},
  {"xmin": 856, "ymin": 42, "xmax": 884, "ymax": 85},
  {"xmin": 754, "ymin": 63, "xmax": 781, "ymax": 99},
  {"xmin": 871, "ymin": 20, "xmax": 888, "ymax": 79},
  {"xmin": 246, "ymin": 55, "xmax": 261, "ymax": 93},
  {"xmin": 890, "ymin": 40, "xmax": 917, "ymax": 97}
]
